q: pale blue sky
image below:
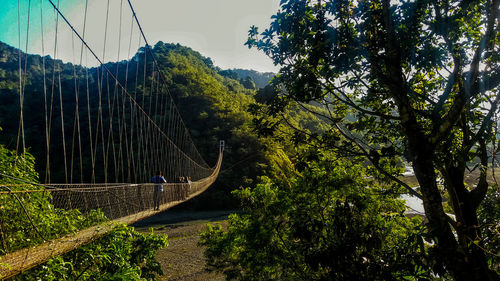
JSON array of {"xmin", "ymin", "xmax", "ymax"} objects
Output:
[{"xmin": 0, "ymin": 0, "xmax": 280, "ymax": 72}]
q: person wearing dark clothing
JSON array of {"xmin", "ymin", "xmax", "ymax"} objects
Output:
[{"xmin": 152, "ymin": 171, "xmax": 166, "ymax": 210}]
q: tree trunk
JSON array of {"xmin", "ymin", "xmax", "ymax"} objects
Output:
[
  {"xmin": 411, "ymin": 147, "xmax": 498, "ymax": 280},
  {"xmin": 441, "ymin": 164, "xmax": 499, "ymax": 280}
]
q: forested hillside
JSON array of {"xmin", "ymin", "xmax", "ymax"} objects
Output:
[
  {"xmin": 0, "ymin": 40, "xmax": 321, "ymax": 208},
  {"xmin": 219, "ymin": 68, "xmax": 275, "ymax": 89}
]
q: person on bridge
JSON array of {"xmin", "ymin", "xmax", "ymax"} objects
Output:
[
  {"xmin": 185, "ymin": 176, "xmax": 192, "ymax": 198},
  {"xmin": 152, "ymin": 171, "xmax": 167, "ymax": 210}
]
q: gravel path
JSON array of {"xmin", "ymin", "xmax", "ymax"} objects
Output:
[{"xmin": 134, "ymin": 211, "xmax": 230, "ymax": 281}]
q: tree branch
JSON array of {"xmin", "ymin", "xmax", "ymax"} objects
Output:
[
  {"xmin": 465, "ymin": 0, "xmax": 500, "ymax": 98},
  {"xmin": 465, "ymin": 90, "xmax": 500, "ymax": 151},
  {"xmin": 430, "ymin": 0, "xmax": 500, "ymax": 145},
  {"xmin": 333, "ymin": 123, "xmax": 423, "ymax": 200},
  {"xmin": 320, "ymin": 78, "xmax": 401, "ymax": 120}
]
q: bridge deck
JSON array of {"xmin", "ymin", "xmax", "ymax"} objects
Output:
[{"xmin": 0, "ymin": 168, "xmax": 219, "ymax": 280}]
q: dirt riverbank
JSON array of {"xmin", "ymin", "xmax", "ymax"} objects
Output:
[{"xmin": 133, "ymin": 210, "xmax": 231, "ymax": 281}]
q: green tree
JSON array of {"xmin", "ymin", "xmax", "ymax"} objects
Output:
[
  {"xmin": 201, "ymin": 151, "xmax": 430, "ymax": 280},
  {"xmin": 246, "ymin": 0, "xmax": 500, "ymax": 280},
  {"xmin": 241, "ymin": 76, "xmax": 257, "ymax": 90}
]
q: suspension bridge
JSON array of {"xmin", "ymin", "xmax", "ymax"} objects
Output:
[{"xmin": 0, "ymin": 0, "xmax": 223, "ymax": 279}]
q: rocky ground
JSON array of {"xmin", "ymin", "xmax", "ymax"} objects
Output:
[{"xmin": 133, "ymin": 210, "xmax": 231, "ymax": 281}]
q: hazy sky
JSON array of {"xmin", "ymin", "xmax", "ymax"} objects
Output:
[{"xmin": 0, "ymin": 0, "xmax": 281, "ymax": 72}]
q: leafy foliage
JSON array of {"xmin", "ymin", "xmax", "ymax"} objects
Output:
[
  {"xmin": 15, "ymin": 225, "xmax": 167, "ymax": 281},
  {"xmin": 0, "ymin": 144, "xmax": 107, "ymax": 255},
  {"xmin": 201, "ymin": 152, "xmax": 430, "ymax": 281}
]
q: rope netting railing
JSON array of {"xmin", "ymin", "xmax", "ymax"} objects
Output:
[
  {"xmin": 0, "ymin": 148, "xmax": 223, "ymax": 279},
  {"xmin": 0, "ymin": 0, "xmax": 224, "ymax": 279}
]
